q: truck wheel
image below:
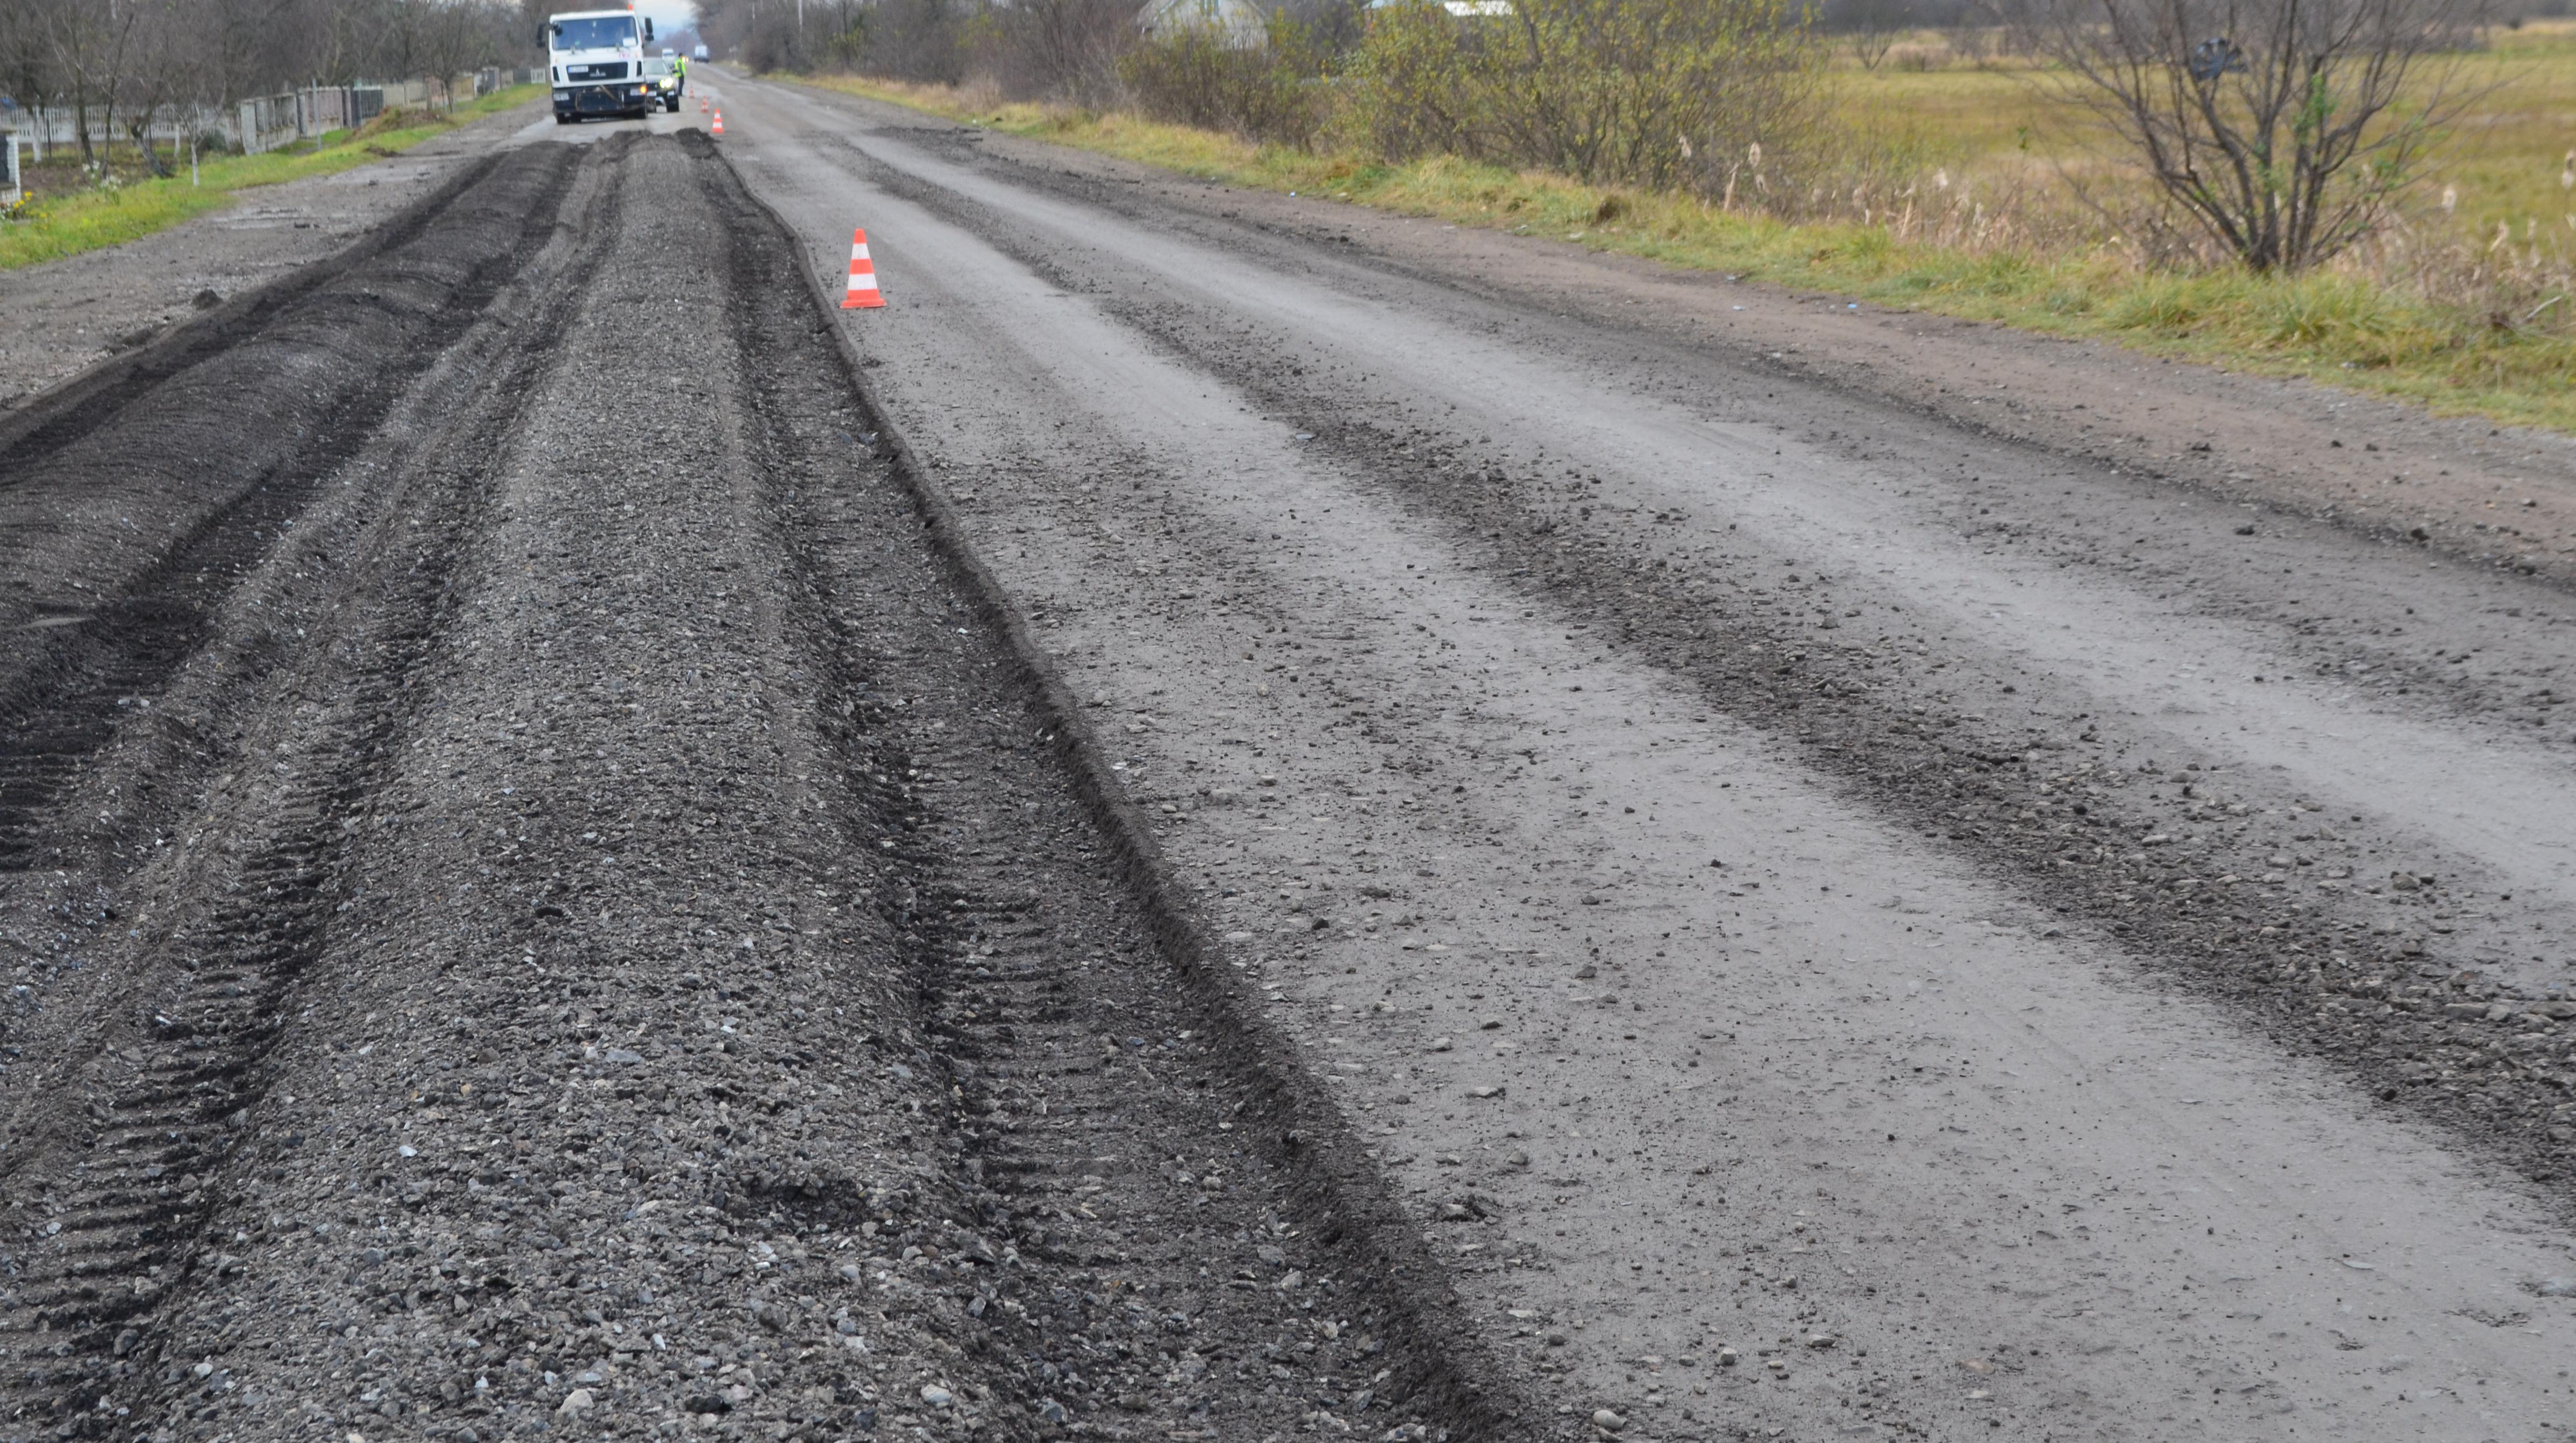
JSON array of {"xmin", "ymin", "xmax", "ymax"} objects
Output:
[{"xmin": 555, "ymin": 113, "xmax": 576, "ymax": 125}]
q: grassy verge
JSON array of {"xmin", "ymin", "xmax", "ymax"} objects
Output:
[
  {"xmin": 1830, "ymin": 25, "xmax": 2576, "ymax": 246},
  {"xmin": 0, "ymin": 85, "xmax": 547, "ymax": 272},
  {"xmin": 802, "ymin": 69, "xmax": 2576, "ymax": 434}
]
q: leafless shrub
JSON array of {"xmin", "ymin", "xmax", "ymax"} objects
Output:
[
  {"xmin": 2032, "ymin": 0, "xmax": 2495, "ymax": 270},
  {"xmin": 1351, "ymin": 0, "xmax": 1823, "ymax": 193},
  {"xmin": 861, "ymin": 0, "xmax": 970, "ymax": 84},
  {"xmin": 1119, "ymin": 14, "xmax": 1335, "ymax": 147},
  {"xmin": 970, "ymin": 0, "xmax": 1139, "ymax": 102},
  {"xmin": 1948, "ymin": 21, "xmax": 2002, "ymax": 62}
]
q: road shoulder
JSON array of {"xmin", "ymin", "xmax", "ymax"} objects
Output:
[{"xmin": 0, "ymin": 97, "xmax": 547, "ymax": 410}]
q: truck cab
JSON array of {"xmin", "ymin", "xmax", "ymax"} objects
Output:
[{"xmin": 547, "ymin": 8, "xmax": 657, "ymax": 124}]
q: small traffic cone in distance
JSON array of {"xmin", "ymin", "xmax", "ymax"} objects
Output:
[{"xmin": 842, "ymin": 229, "xmax": 883, "ymax": 310}]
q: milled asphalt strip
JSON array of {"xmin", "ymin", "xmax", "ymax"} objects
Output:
[
  {"xmin": 0, "ymin": 141, "xmax": 623, "ymax": 1436},
  {"xmin": 708, "ymin": 138, "xmax": 1542, "ymax": 1442},
  {"xmin": 710, "ymin": 74, "xmax": 2576, "ymax": 1442}
]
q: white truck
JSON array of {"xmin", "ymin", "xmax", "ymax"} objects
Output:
[{"xmin": 546, "ymin": 7, "xmax": 658, "ymax": 124}]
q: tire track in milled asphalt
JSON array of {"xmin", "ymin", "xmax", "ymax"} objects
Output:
[{"xmin": 0, "ymin": 140, "xmax": 615, "ymax": 1436}]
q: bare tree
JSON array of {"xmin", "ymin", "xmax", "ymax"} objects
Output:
[
  {"xmin": 1847, "ymin": 0, "xmax": 1914, "ymax": 68},
  {"xmin": 366, "ymin": 0, "xmax": 430, "ymax": 87},
  {"xmin": 35, "ymin": 0, "xmax": 143, "ymax": 166},
  {"xmin": 415, "ymin": 0, "xmax": 486, "ymax": 107},
  {"xmin": 204, "ymin": 0, "xmax": 340, "ymax": 105},
  {"xmin": 0, "ymin": 0, "xmax": 62, "ymax": 153},
  {"xmin": 115, "ymin": 0, "xmax": 191, "ymax": 175},
  {"xmin": 2035, "ymin": 0, "xmax": 2491, "ymax": 270},
  {"xmin": 697, "ymin": 0, "xmax": 820, "ymax": 74}
]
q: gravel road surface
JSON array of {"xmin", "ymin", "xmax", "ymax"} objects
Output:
[
  {"xmin": 0, "ymin": 69, "xmax": 2572, "ymax": 1443},
  {"xmin": 0, "ymin": 128, "xmax": 1481, "ymax": 1442}
]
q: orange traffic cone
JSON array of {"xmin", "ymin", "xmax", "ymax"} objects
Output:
[
  {"xmin": 841, "ymin": 229, "xmax": 883, "ymax": 310},
  {"xmin": 711, "ymin": 109, "xmax": 724, "ymax": 136}
]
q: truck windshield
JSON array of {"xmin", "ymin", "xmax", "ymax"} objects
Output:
[{"xmin": 550, "ymin": 17, "xmax": 636, "ymax": 50}]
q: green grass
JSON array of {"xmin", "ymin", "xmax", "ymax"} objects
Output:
[
  {"xmin": 2420, "ymin": 25, "xmax": 2576, "ymax": 250},
  {"xmin": 0, "ymin": 85, "xmax": 548, "ymax": 271},
  {"xmin": 802, "ymin": 56, "xmax": 2576, "ymax": 432}
]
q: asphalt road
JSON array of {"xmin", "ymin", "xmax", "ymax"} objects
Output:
[
  {"xmin": 0, "ymin": 74, "xmax": 2570, "ymax": 1443},
  {"xmin": 694, "ymin": 70, "xmax": 2576, "ymax": 1442}
]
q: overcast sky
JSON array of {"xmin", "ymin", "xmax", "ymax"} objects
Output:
[{"xmin": 636, "ymin": 3, "xmax": 702, "ymax": 41}]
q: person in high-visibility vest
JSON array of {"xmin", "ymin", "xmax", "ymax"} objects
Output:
[{"xmin": 671, "ymin": 54, "xmax": 687, "ymax": 97}]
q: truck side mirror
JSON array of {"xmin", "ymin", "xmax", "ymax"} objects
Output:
[{"xmin": 643, "ymin": 18, "xmax": 655, "ymax": 42}]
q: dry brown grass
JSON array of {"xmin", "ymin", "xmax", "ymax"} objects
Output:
[{"xmin": 803, "ymin": 23, "xmax": 2575, "ymax": 429}]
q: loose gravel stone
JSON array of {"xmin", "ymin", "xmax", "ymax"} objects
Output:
[{"xmin": 0, "ymin": 133, "xmax": 1496, "ymax": 1443}]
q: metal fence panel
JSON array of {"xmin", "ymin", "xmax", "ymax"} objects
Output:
[{"xmin": 2, "ymin": 73, "xmax": 497, "ymax": 162}]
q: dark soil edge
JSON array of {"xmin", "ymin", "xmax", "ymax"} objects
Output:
[
  {"xmin": 706, "ymin": 140, "xmax": 1544, "ymax": 1443},
  {"xmin": 0, "ymin": 148, "xmax": 509, "ymax": 472}
]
